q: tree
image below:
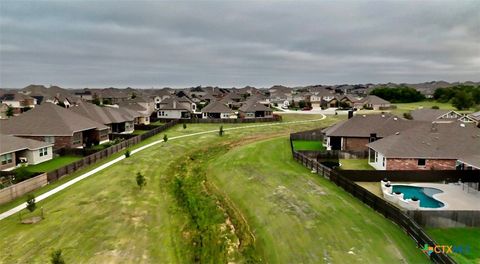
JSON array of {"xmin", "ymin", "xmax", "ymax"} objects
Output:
[
  {"xmin": 370, "ymin": 86, "xmax": 425, "ymax": 103},
  {"xmin": 183, "ymin": 123, "xmax": 187, "ymax": 129},
  {"xmin": 298, "ymin": 100, "xmax": 306, "ymax": 109},
  {"xmin": 92, "ymin": 97, "xmax": 101, "ymax": 106},
  {"xmin": 6, "ymin": 106, "xmax": 14, "ymax": 118},
  {"xmin": 136, "ymin": 172, "xmax": 146, "ymax": 189},
  {"xmin": 125, "ymin": 149, "xmax": 131, "ymax": 158},
  {"xmin": 452, "ymin": 91, "xmax": 474, "ymax": 110},
  {"xmin": 431, "ymin": 105, "xmax": 439, "ymax": 109},
  {"xmin": 26, "ymin": 194, "xmax": 36, "ymax": 212},
  {"xmin": 219, "ymin": 126, "xmax": 224, "ymax": 136},
  {"xmin": 163, "ymin": 134, "xmax": 168, "ymax": 142},
  {"xmin": 50, "ymin": 249, "xmax": 65, "ymax": 264},
  {"xmin": 131, "ymin": 92, "xmax": 137, "ymax": 99}
]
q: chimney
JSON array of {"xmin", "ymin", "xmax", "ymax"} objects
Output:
[
  {"xmin": 348, "ymin": 110, "xmax": 353, "ymax": 119},
  {"xmin": 369, "ymin": 133, "xmax": 377, "ymax": 142}
]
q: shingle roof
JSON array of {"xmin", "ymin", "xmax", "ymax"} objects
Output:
[
  {"xmin": 239, "ymin": 100, "xmax": 272, "ymax": 112},
  {"xmin": 158, "ymin": 97, "xmax": 190, "ymax": 111},
  {"xmin": 201, "ymin": 101, "xmax": 234, "ymax": 113},
  {"xmin": 410, "ymin": 109, "xmax": 456, "ymax": 122},
  {"xmin": 356, "ymin": 95, "xmax": 390, "ymax": 105},
  {"xmin": 0, "ymin": 92, "xmax": 34, "ymax": 102},
  {"xmin": 0, "ymin": 134, "xmax": 53, "ymax": 155},
  {"xmin": 325, "ymin": 113, "xmax": 423, "ymax": 137},
  {"xmin": 0, "ymin": 103, "xmax": 108, "ymax": 136},
  {"xmin": 367, "ymin": 122, "xmax": 480, "ymax": 163},
  {"xmin": 468, "ymin": 111, "xmax": 480, "ymax": 122}
]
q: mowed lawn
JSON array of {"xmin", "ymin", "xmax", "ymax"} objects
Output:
[
  {"xmin": 427, "ymin": 228, "xmax": 480, "ymax": 264},
  {"xmin": 292, "ymin": 140, "xmax": 325, "ymax": 151},
  {"xmin": 208, "ymin": 138, "xmax": 428, "ymax": 263},
  {"xmin": 339, "ymin": 159, "xmax": 374, "ymax": 170},
  {"xmin": 390, "ymin": 100, "xmax": 471, "ymax": 116},
  {"xmin": 0, "ymin": 115, "xmax": 344, "ymax": 263},
  {"xmin": 23, "ymin": 155, "xmax": 82, "ymax": 173}
]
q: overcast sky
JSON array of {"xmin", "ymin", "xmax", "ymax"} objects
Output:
[{"xmin": 0, "ymin": 1, "xmax": 479, "ymax": 88}]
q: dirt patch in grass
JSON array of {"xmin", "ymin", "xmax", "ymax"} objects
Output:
[
  {"xmin": 21, "ymin": 216, "xmax": 43, "ymax": 224},
  {"xmin": 269, "ymin": 185, "xmax": 317, "ymax": 220}
]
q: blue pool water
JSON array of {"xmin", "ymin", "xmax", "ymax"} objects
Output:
[{"xmin": 391, "ymin": 185, "xmax": 444, "ymax": 208}]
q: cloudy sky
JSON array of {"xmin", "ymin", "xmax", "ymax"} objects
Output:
[{"xmin": 0, "ymin": 1, "xmax": 479, "ymax": 88}]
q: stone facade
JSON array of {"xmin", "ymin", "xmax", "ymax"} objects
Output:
[
  {"xmin": 386, "ymin": 158, "xmax": 456, "ymax": 170},
  {"xmin": 342, "ymin": 137, "xmax": 369, "ymax": 152}
]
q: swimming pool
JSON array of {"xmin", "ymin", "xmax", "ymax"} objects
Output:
[{"xmin": 391, "ymin": 185, "xmax": 444, "ymax": 208}]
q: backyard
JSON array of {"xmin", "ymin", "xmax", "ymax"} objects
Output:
[
  {"xmin": 292, "ymin": 140, "xmax": 325, "ymax": 151},
  {"xmin": 20, "ymin": 155, "xmax": 82, "ymax": 173},
  {"xmin": 0, "ymin": 115, "xmax": 427, "ymax": 263}
]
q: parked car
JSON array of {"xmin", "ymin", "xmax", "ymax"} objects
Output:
[{"xmin": 302, "ymin": 107, "xmax": 312, "ymax": 111}]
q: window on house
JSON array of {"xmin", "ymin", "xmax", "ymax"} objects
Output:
[
  {"xmin": 382, "ymin": 157, "xmax": 386, "ymax": 167},
  {"xmin": 1, "ymin": 153, "xmax": 13, "ymax": 164},
  {"xmin": 418, "ymin": 159, "xmax": 426, "ymax": 166},
  {"xmin": 72, "ymin": 133, "xmax": 82, "ymax": 145},
  {"xmin": 39, "ymin": 147, "xmax": 47, "ymax": 157}
]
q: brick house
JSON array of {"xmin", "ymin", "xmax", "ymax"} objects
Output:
[
  {"xmin": 322, "ymin": 113, "xmax": 422, "ymax": 152},
  {"xmin": 353, "ymin": 95, "xmax": 391, "ymax": 110},
  {"xmin": 238, "ymin": 100, "xmax": 273, "ymax": 119},
  {"xmin": 201, "ymin": 100, "xmax": 236, "ymax": 119},
  {"xmin": 367, "ymin": 122, "xmax": 480, "ymax": 170},
  {"xmin": 0, "ymin": 92, "xmax": 37, "ymax": 116},
  {"xmin": 0, "ymin": 103, "xmax": 109, "ymax": 150}
]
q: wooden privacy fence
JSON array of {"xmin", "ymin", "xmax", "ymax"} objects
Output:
[
  {"xmin": 290, "ymin": 128, "xmax": 324, "ymax": 141},
  {"xmin": 47, "ymin": 120, "xmax": 179, "ymax": 182},
  {"xmin": 339, "ymin": 169, "xmax": 480, "ymax": 184},
  {"xmin": 0, "ymin": 173, "xmax": 47, "ymax": 205},
  {"xmin": 292, "ymin": 151, "xmax": 455, "ymax": 264}
]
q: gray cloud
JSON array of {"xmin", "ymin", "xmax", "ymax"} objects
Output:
[{"xmin": 1, "ymin": 0, "xmax": 479, "ymax": 88}]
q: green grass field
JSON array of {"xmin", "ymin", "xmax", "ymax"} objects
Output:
[
  {"xmin": 390, "ymin": 100, "xmax": 471, "ymax": 116},
  {"xmin": 22, "ymin": 156, "xmax": 82, "ymax": 173},
  {"xmin": 0, "ymin": 115, "xmax": 427, "ymax": 263},
  {"xmin": 208, "ymin": 138, "xmax": 427, "ymax": 263},
  {"xmin": 427, "ymin": 228, "xmax": 480, "ymax": 264},
  {"xmin": 292, "ymin": 140, "xmax": 325, "ymax": 151}
]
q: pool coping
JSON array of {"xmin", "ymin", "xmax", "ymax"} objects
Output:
[{"xmin": 391, "ymin": 183, "xmax": 449, "ymax": 211}]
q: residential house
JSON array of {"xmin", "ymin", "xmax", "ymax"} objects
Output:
[
  {"xmin": 466, "ymin": 111, "xmax": 480, "ymax": 126},
  {"xmin": 0, "ymin": 104, "xmax": 9, "ymax": 119},
  {"xmin": 201, "ymin": 101, "xmax": 236, "ymax": 119},
  {"xmin": 0, "ymin": 103, "xmax": 109, "ymax": 149},
  {"xmin": 338, "ymin": 95, "xmax": 359, "ymax": 108},
  {"xmin": 238, "ymin": 101, "xmax": 273, "ymax": 119},
  {"xmin": 157, "ymin": 97, "xmax": 195, "ymax": 119},
  {"xmin": 69, "ymin": 102, "xmax": 136, "ymax": 134},
  {"xmin": 20, "ymin": 85, "xmax": 76, "ymax": 107},
  {"xmin": 410, "ymin": 109, "xmax": 464, "ymax": 123},
  {"xmin": 310, "ymin": 90, "xmax": 335, "ymax": 108},
  {"xmin": 322, "ymin": 113, "xmax": 421, "ymax": 152},
  {"xmin": 0, "ymin": 134, "xmax": 54, "ymax": 171},
  {"xmin": 117, "ymin": 101, "xmax": 153, "ymax": 125},
  {"xmin": 0, "ymin": 92, "xmax": 37, "ymax": 115},
  {"xmin": 367, "ymin": 122, "xmax": 480, "ymax": 170},
  {"xmin": 353, "ymin": 95, "xmax": 391, "ymax": 110}
]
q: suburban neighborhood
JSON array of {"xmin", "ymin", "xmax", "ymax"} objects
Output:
[{"xmin": 1, "ymin": 1, "xmax": 479, "ymax": 264}]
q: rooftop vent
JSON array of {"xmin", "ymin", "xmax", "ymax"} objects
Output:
[
  {"xmin": 393, "ymin": 117, "xmax": 398, "ymax": 121},
  {"xmin": 460, "ymin": 123, "xmax": 466, "ymax": 127},
  {"xmin": 381, "ymin": 114, "xmax": 385, "ymax": 118},
  {"xmin": 362, "ymin": 115, "xmax": 366, "ymax": 117},
  {"xmin": 395, "ymin": 132, "xmax": 400, "ymax": 135}
]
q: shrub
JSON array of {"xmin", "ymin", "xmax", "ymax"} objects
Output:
[
  {"xmin": 50, "ymin": 249, "xmax": 65, "ymax": 264},
  {"xmin": 163, "ymin": 134, "xmax": 168, "ymax": 142},
  {"xmin": 219, "ymin": 126, "xmax": 224, "ymax": 136},
  {"xmin": 26, "ymin": 194, "xmax": 36, "ymax": 212},
  {"xmin": 431, "ymin": 105, "xmax": 439, "ymax": 109},
  {"xmin": 183, "ymin": 123, "xmax": 187, "ymax": 129},
  {"xmin": 136, "ymin": 172, "xmax": 146, "ymax": 189},
  {"xmin": 125, "ymin": 150, "xmax": 131, "ymax": 158},
  {"xmin": 403, "ymin": 112, "xmax": 413, "ymax": 120}
]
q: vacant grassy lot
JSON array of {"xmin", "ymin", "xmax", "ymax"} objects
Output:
[
  {"xmin": 22, "ymin": 155, "xmax": 82, "ymax": 173},
  {"xmin": 339, "ymin": 159, "xmax": 374, "ymax": 170},
  {"xmin": 208, "ymin": 138, "xmax": 427, "ymax": 263},
  {"xmin": 0, "ymin": 115, "xmax": 426, "ymax": 263},
  {"xmin": 389, "ymin": 100, "xmax": 471, "ymax": 116},
  {"xmin": 292, "ymin": 140, "xmax": 325, "ymax": 151},
  {"xmin": 428, "ymin": 228, "xmax": 480, "ymax": 264}
]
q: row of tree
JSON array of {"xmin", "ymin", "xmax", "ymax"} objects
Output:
[
  {"xmin": 369, "ymin": 85, "xmax": 425, "ymax": 103},
  {"xmin": 434, "ymin": 85, "xmax": 480, "ymax": 110}
]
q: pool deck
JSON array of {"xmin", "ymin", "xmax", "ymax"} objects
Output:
[{"xmin": 357, "ymin": 182, "xmax": 480, "ymax": 211}]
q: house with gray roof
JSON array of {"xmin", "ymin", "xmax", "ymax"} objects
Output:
[
  {"xmin": 0, "ymin": 92, "xmax": 37, "ymax": 116},
  {"xmin": 157, "ymin": 96, "xmax": 195, "ymax": 119},
  {"xmin": 410, "ymin": 109, "xmax": 464, "ymax": 123},
  {"xmin": 367, "ymin": 122, "xmax": 480, "ymax": 170},
  {"xmin": 201, "ymin": 101, "xmax": 236, "ymax": 119},
  {"xmin": 0, "ymin": 103, "xmax": 109, "ymax": 149},
  {"xmin": 322, "ymin": 113, "xmax": 423, "ymax": 152},
  {"xmin": 0, "ymin": 134, "xmax": 54, "ymax": 171},
  {"xmin": 353, "ymin": 95, "xmax": 391, "ymax": 110},
  {"xmin": 238, "ymin": 100, "xmax": 273, "ymax": 119}
]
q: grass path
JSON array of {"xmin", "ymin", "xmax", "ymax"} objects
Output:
[{"xmin": 208, "ymin": 137, "xmax": 428, "ymax": 263}]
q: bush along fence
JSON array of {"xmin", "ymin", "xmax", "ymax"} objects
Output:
[
  {"xmin": 46, "ymin": 120, "xmax": 179, "ymax": 182},
  {"xmin": 292, "ymin": 151, "xmax": 455, "ymax": 264}
]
